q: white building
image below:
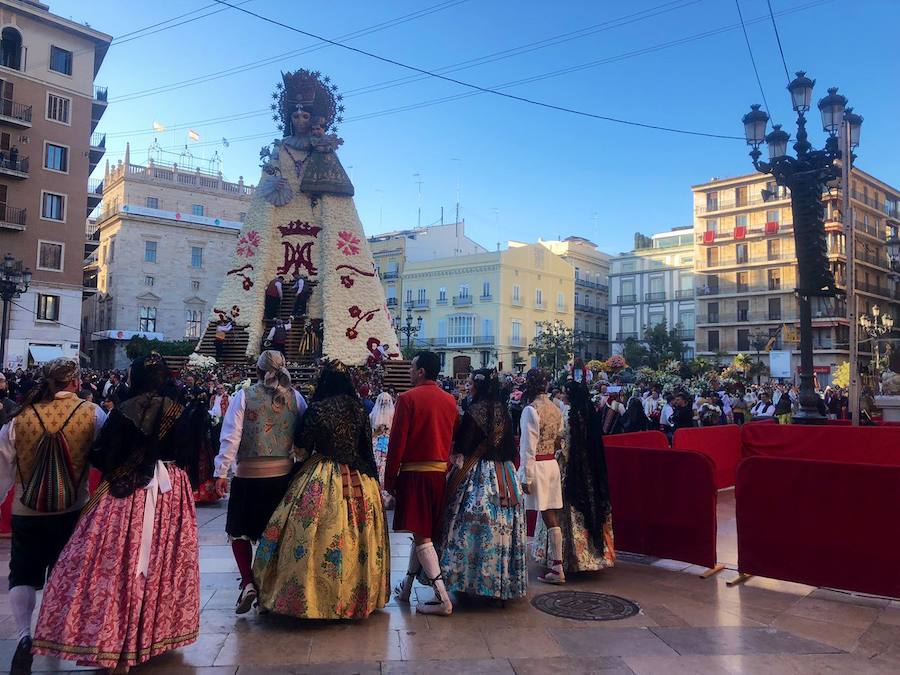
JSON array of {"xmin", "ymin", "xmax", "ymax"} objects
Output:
[
  {"xmin": 83, "ymin": 145, "xmax": 253, "ymax": 367},
  {"xmin": 609, "ymin": 227, "xmax": 696, "ymax": 359}
]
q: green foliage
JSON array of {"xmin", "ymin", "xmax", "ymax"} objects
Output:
[
  {"xmin": 642, "ymin": 320, "xmax": 685, "ymax": 369},
  {"xmin": 124, "ymin": 336, "xmax": 197, "ymax": 361},
  {"xmin": 622, "ymin": 337, "xmax": 650, "ymax": 369},
  {"xmin": 400, "ymin": 344, "xmax": 419, "ymax": 361},
  {"xmin": 528, "ymin": 321, "xmax": 574, "ymax": 371}
]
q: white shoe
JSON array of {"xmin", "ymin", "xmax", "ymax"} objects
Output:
[
  {"xmin": 394, "ymin": 572, "xmax": 415, "ymax": 604},
  {"xmin": 537, "ymin": 567, "xmax": 566, "ymax": 585},
  {"xmin": 416, "ymin": 597, "xmax": 453, "ymax": 616},
  {"xmin": 235, "ymin": 583, "xmax": 258, "ymax": 614}
]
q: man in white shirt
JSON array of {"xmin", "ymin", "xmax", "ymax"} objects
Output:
[
  {"xmin": 751, "ymin": 393, "xmax": 776, "ymax": 418},
  {"xmin": 291, "ymin": 273, "xmax": 308, "ymax": 316},
  {"xmin": 0, "ymin": 358, "xmax": 106, "ymax": 674},
  {"xmin": 642, "ymin": 386, "xmax": 662, "ymax": 423},
  {"xmin": 265, "ymin": 317, "xmax": 293, "ymax": 356},
  {"xmin": 215, "ymin": 350, "xmax": 306, "ymax": 614}
]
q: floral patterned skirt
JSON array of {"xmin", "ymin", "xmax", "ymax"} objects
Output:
[
  {"xmin": 372, "ymin": 434, "xmax": 394, "ymax": 508},
  {"xmin": 534, "ymin": 507, "xmax": 615, "ymax": 574},
  {"xmin": 253, "ymin": 454, "xmax": 390, "ymax": 619},
  {"xmin": 438, "ymin": 460, "xmax": 527, "ymax": 600},
  {"xmin": 33, "ymin": 466, "xmax": 200, "ymax": 669}
]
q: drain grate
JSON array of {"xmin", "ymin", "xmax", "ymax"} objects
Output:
[{"xmin": 531, "ymin": 591, "xmax": 640, "ymax": 621}]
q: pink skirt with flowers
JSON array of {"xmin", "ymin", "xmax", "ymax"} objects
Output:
[{"xmin": 33, "ymin": 465, "xmax": 200, "ymax": 669}]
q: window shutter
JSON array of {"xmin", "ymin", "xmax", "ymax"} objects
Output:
[{"xmin": 438, "ymin": 319, "xmax": 447, "ymax": 338}]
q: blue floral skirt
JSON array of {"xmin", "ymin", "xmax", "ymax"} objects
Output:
[{"xmin": 438, "ymin": 459, "xmax": 527, "ymax": 600}]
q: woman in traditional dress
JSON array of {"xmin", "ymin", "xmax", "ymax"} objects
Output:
[
  {"xmin": 534, "ymin": 380, "xmax": 615, "ymax": 575},
  {"xmin": 253, "ymin": 363, "xmax": 389, "ymax": 619},
  {"xmin": 439, "ymin": 368, "xmax": 526, "ymax": 600},
  {"xmin": 33, "ymin": 354, "xmax": 200, "ymax": 673},
  {"xmin": 369, "ymin": 391, "xmax": 395, "ymax": 508}
]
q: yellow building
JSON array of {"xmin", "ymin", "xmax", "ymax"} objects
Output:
[
  {"xmin": 396, "ymin": 241, "xmax": 574, "ymax": 376},
  {"xmin": 368, "ymin": 220, "xmax": 486, "ymax": 317},
  {"xmin": 692, "ymin": 168, "xmax": 900, "ymax": 385}
]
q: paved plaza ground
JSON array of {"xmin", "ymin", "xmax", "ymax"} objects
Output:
[{"xmin": 0, "ymin": 491, "xmax": 897, "ymax": 674}]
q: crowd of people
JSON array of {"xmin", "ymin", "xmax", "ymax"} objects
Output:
[{"xmin": 0, "ymin": 351, "xmax": 616, "ymax": 673}]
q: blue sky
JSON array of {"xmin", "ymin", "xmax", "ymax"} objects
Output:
[{"xmin": 56, "ymin": 0, "xmax": 899, "ymax": 254}]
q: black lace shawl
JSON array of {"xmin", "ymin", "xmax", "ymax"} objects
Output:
[
  {"xmin": 294, "ymin": 394, "xmax": 377, "ymax": 478},
  {"xmin": 453, "ymin": 401, "xmax": 516, "ymax": 462},
  {"xmin": 90, "ymin": 393, "xmax": 197, "ymax": 498},
  {"xmin": 565, "ymin": 402, "xmax": 612, "ymax": 550}
]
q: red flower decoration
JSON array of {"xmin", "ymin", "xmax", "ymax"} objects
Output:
[
  {"xmin": 348, "ymin": 306, "xmax": 362, "ymax": 319},
  {"xmin": 346, "ymin": 327, "xmax": 359, "ymax": 339},
  {"xmin": 242, "ymin": 278, "xmax": 253, "ymax": 290},
  {"xmin": 236, "ymin": 229, "xmax": 261, "ymax": 258},
  {"xmin": 337, "ymin": 230, "xmax": 361, "ymax": 256},
  {"xmin": 340, "ymin": 275, "xmax": 354, "ymax": 288}
]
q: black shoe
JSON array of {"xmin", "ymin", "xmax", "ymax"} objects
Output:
[{"xmin": 10, "ymin": 635, "xmax": 33, "ymax": 675}]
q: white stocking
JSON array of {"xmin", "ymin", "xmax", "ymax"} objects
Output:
[
  {"xmin": 9, "ymin": 585, "xmax": 36, "ymax": 642},
  {"xmin": 416, "ymin": 542, "xmax": 451, "ymax": 608},
  {"xmin": 548, "ymin": 526, "xmax": 564, "ymax": 569}
]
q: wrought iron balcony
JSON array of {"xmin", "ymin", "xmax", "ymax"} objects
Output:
[
  {"xmin": 616, "ymin": 332, "xmax": 638, "ymax": 341},
  {"xmin": 0, "ymin": 97, "xmax": 32, "ymax": 127},
  {"xmin": 386, "ymin": 298, "xmax": 398, "ymax": 307},
  {"xmin": 645, "ymin": 291, "xmax": 666, "ymax": 301},
  {"xmin": 0, "ymin": 204, "xmax": 26, "ymax": 231},
  {"xmin": 380, "ymin": 271, "xmax": 399, "ymax": 280},
  {"xmin": 0, "ymin": 155, "xmax": 28, "ymax": 178},
  {"xmin": 452, "ymin": 295, "xmax": 473, "ymax": 306},
  {"xmin": 674, "ymin": 289, "xmax": 694, "ymax": 299},
  {"xmin": 616, "ymin": 294, "xmax": 637, "ymax": 304}
]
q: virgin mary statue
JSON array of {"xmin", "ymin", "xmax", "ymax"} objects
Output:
[{"xmin": 207, "ymin": 69, "xmax": 399, "ymax": 365}]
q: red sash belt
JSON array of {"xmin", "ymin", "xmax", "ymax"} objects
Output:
[{"xmin": 535, "ymin": 453, "xmax": 557, "ymax": 461}]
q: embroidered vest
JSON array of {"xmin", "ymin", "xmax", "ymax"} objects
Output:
[
  {"xmin": 528, "ymin": 394, "xmax": 562, "ymax": 456},
  {"xmin": 265, "ymin": 280, "xmax": 280, "ymax": 297},
  {"xmin": 236, "ymin": 384, "xmax": 297, "ymax": 463},
  {"xmin": 273, "ymin": 325, "xmax": 287, "ymax": 344}
]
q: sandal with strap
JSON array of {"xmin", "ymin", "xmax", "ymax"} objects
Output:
[
  {"xmin": 415, "ymin": 573, "xmax": 452, "ymax": 616},
  {"xmin": 393, "ymin": 570, "xmax": 417, "ymax": 603}
]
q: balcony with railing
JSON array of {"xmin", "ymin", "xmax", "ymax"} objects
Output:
[
  {"xmin": 105, "ymin": 160, "xmax": 255, "ymax": 199},
  {"xmin": 509, "ymin": 336, "xmax": 523, "ymax": 347},
  {"xmin": 386, "ymin": 298, "xmax": 398, "ymax": 308},
  {"xmin": 695, "ymin": 189, "xmax": 790, "ymax": 214},
  {"xmin": 575, "ymin": 278, "xmax": 609, "ymax": 293},
  {"xmin": 87, "ymin": 177, "xmax": 103, "ymax": 215},
  {"xmin": 380, "ymin": 270, "xmax": 399, "ymax": 280},
  {"xmin": 0, "ymin": 155, "xmax": 27, "ymax": 178},
  {"xmin": 452, "ymin": 295, "xmax": 473, "ymax": 306},
  {"xmin": 422, "ymin": 336, "xmax": 496, "ymax": 348},
  {"xmin": 0, "ymin": 97, "xmax": 31, "ymax": 128},
  {"xmin": 616, "ymin": 332, "xmax": 639, "ymax": 341},
  {"xmin": 645, "ymin": 291, "xmax": 666, "ymax": 301},
  {"xmin": 675, "ymin": 329, "xmax": 694, "ymax": 340},
  {"xmin": 856, "ymin": 280, "xmax": 895, "ymax": 298},
  {"xmin": 480, "ymin": 294, "xmax": 493, "ymax": 302},
  {"xmin": 92, "ymin": 85, "xmax": 108, "ymax": 131},
  {"xmin": 616, "ymin": 294, "xmax": 637, "ymax": 304},
  {"xmin": 411, "ymin": 299, "xmax": 430, "ymax": 310},
  {"xmin": 534, "ymin": 301, "xmax": 546, "ymax": 311},
  {"xmin": 674, "ymin": 289, "xmax": 694, "ymax": 299},
  {"xmin": 436, "ymin": 296, "xmax": 448, "ymax": 305},
  {"xmin": 0, "ymin": 204, "xmax": 26, "ymax": 231}
]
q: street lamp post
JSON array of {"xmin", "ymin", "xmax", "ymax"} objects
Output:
[
  {"xmin": 392, "ymin": 308, "xmax": 422, "ymax": 350},
  {"xmin": 741, "ymin": 72, "xmax": 862, "ymax": 423},
  {"xmin": 858, "ymin": 306, "xmax": 894, "ymax": 378},
  {"xmin": 0, "ymin": 253, "xmax": 32, "ymax": 369}
]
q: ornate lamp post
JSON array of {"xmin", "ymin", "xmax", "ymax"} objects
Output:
[
  {"xmin": 859, "ymin": 306, "xmax": 894, "ymax": 376},
  {"xmin": 741, "ymin": 71, "xmax": 862, "ymax": 423},
  {"xmin": 0, "ymin": 253, "xmax": 32, "ymax": 369},
  {"xmin": 392, "ymin": 308, "xmax": 422, "ymax": 350}
]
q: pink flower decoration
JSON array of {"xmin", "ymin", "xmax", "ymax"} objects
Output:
[
  {"xmin": 346, "ymin": 327, "xmax": 359, "ymax": 339},
  {"xmin": 337, "ymin": 230, "xmax": 361, "ymax": 256},
  {"xmin": 348, "ymin": 306, "xmax": 362, "ymax": 319},
  {"xmin": 236, "ymin": 229, "xmax": 261, "ymax": 258}
]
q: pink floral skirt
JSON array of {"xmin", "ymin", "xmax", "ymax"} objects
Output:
[{"xmin": 33, "ymin": 465, "xmax": 200, "ymax": 669}]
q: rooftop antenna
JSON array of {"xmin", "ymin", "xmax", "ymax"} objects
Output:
[
  {"xmin": 451, "ymin": 157, "xmax": 462, "ymax": 226},
  {"xmin": 413, "ymin": 173, "xmax": 424, "ymax": 228}
]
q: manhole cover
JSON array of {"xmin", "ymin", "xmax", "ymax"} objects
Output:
[{"xmin": 531, "ymin": 591, "xmax": 640, "ymax": 621}]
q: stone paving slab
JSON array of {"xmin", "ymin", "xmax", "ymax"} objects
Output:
[{"xmin": 649, "ymin": 626, "xmax": 844, "ymax": 656}]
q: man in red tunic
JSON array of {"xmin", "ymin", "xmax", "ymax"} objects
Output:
[{"xmin": 386, "ymin": 351, "xmax": 458, "ymax": 616}]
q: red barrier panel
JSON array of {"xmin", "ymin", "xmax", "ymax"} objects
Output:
[
  {"xmin": 825, "ymin": 419, "xmax": 851, "ymax": 425},
  {"xmin": 604, "ymin": 430, "xmax": 670, "ymax": 449},
  {"xmin": 0, "ymin": 491, "xmax": 12, "ymax": 536},
  {"xmin": 736, "ymin": 456, "xmax": 900, "ymax": 598},
  {"xmin": 741, "ymin": 424, "xmax": 900, "ymax": 465},
  {"xmin": 605, "ymin": 445, "xmax": 717, "ymax": 569},
  {"xmin": 673, "ymin": 425, "xmax": 741, "ymax": 489}
]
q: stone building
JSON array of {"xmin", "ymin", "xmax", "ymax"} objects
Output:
[
  {"xmin": 540, "ymin": 236, "xmax": 611, "ymax": 360},
  {"xmin": 82, "ymin": 144, "xmax": 253, "ymax": 367},
  {"xmin": 0, "ymin": 0, "xmax": 110, "ymax": 368},
  {"xmin": 609, "ymin": 227, "xmax": 696, "ymax": 360},
  {"xmin": 692, "ymin": 168, "xmax": 900, "ymax": 387}
]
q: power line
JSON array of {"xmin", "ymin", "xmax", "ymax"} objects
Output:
[
  {"xmin": 210, "ymin": 0, "xmax": 742, "ymax": 140},
  {"xmin": 734, "ymin": 0, "xmax": 773, "ymax": 119},
  {"xmin": 767, "ymin": 0, "xmax": 792, "ymax": 83},
  {"xmin": 104, "ymin": 0, "xmax": 832, "ymax": 156},
  {"xmin": 10, "ymin": 300, "xmax": 108, "ymax": 341},
  {"xmin": 110, "ymin": 0, "xmax": 471, "ymax": 103},
  {"xmin": 110, "ymin": 0, "xmax": 257, "ymax": 47}
]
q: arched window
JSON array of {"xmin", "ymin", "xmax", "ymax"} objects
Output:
[{"xmin": 0, "ymin": 28, "xmax": 22, "ymax": 70}]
